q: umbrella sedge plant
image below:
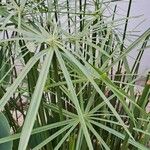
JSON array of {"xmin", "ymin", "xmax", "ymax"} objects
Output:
[{"xmin": 0, "ymin": 0, "xmax": 150, "ymax": 149}]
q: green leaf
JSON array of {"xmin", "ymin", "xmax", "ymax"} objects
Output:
[
  {"xmin": 0, "ymin": 50, "xmax": 48, "ymax": 111},
  {"xmin": 54, "ymin": 122, "xmax": 78, "ymax": 150},
  {"xmin": 18, "ymin": 50, "xmax": 54, "ymax": 150},
  {"xmin": 55, "ymin": 49, "xmax": 94, "ymax": 150},
  {"xmin": 87, "ymin": 121, "xmax": 110, "ymax": 150},
  {"xmin": 57, "ymin": 44, "xmax": 134, "ymax": 140},
  {"xmin": 0, "ymin": 119, "xmax": 76, "ymax": 144},
  {"xmin": 0, "ymin": 112, "xmax": 13, "ymax": 150},
  {"xmin": 32, "ymin": 121, "xmax": 77, "ymax": 150}
]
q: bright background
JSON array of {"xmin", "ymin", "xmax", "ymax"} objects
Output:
[{"xmin": 115, "ymin": 0, "xmax": 150, "ymax": 74}]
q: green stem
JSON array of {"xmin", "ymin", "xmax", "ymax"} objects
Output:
[{"xmin": 53, "ymin": 53, "xmax": 64, "ymax": 121}]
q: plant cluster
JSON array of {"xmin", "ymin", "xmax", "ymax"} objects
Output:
[{"xmin": 0, "ymin": 0, "xmax": 150, "ymax": 150}]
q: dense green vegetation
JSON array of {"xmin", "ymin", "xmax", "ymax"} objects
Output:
[{"xmin": 0, "ymin": 0, "xmax": 150, "ymax": 149}]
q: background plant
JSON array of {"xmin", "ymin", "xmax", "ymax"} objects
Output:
[{"xmin": 0, "ymin": 0, "xmax": 150, "ymax": 150}]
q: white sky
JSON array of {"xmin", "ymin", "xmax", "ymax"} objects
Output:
[
  {"xmin": 130, "ymin": 0, "xmax": 150, "ymax": 74},
  {"xmin": 111, "ymin": 0, "xmax": 150, "ymax": 74}
]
